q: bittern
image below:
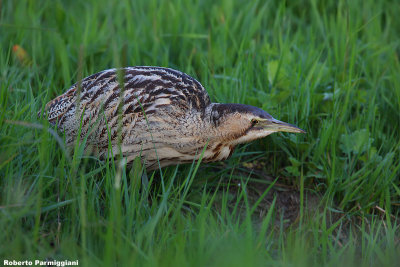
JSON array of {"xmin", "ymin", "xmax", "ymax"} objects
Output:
[{"xmin": 41, "ymin": 66, "xmax": 304, "ymax": 170}]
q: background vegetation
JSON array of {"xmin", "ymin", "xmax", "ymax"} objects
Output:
[{"xmin": 1, "ymin": 0, "xmax": 399, "ymax": 266}]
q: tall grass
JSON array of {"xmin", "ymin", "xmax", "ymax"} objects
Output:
[{"xmin": 1, "ymin": 0, "xmax": 399, "ymax": 266}]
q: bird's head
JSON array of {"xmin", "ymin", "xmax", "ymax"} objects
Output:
[{"xmin": 209, "ymin": 103, "xmax": 305, "ymax": 145}]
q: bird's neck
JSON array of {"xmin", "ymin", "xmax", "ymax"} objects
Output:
[{"xmin": 203, "ymin": 103, "xmax": 246, "ymax": 144}]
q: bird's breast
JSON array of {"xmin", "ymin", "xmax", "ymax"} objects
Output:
[{"xmin": 203, "ymin": 142, "xmax": 235, "ymax": 162}]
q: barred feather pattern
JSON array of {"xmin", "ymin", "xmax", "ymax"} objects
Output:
[{"xmin": 41, "ymin": 66, "xmax": 235, "ymax": 170}]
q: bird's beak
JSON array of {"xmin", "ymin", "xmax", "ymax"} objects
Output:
[{"xmin": 260, "ymin": 118, "xmax": 306, "ymax": 134}]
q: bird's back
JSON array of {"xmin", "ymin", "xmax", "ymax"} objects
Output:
[{"xmin": 40, "ymin": 66, "xmax": 212, "ymax": 167}]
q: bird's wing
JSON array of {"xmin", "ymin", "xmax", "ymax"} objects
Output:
[{"xmin": 41, "ymin": 66, "xmax": 211, "ymax": 127}]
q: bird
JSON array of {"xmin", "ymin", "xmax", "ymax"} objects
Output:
[{"xmin": 40, "ymin": 66, "xmax": 305, "ymax": 170}]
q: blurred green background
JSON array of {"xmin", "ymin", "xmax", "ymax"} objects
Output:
[{"xmin": 1, "ymin": 0, "xmax": 399, "ymax": 266}]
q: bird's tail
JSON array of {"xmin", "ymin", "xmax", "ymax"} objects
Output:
[{"xmin": 37, "ymin": 87, "xmax": 77, "ymax": 125}]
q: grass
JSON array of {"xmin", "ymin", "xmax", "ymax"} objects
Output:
[{"xmin": 1, "ymin": 0, "xmax": 400, "ymax": 266}]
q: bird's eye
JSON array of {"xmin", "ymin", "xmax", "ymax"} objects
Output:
[{"xmin": 251, "ymin": 119, "xmax": 259, "ymax": 125}]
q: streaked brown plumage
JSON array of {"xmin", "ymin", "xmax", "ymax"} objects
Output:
[{"xmin": 40, "ymin": 66, "xmax": 304, "ymax": 170}]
